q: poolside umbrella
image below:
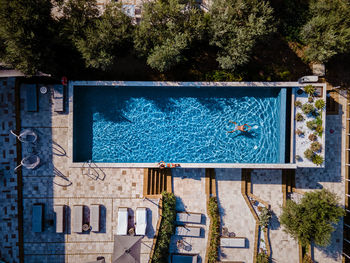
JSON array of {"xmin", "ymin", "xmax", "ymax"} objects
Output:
[{"xmin": 112, "ymin": 235, "xmax": 142, "ymax": 263}]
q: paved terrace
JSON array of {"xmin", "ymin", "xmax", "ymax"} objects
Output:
[
  {"xmin": 19, "ymin": 83, "xmax": 159, "ymax": 263},
  {"xmin": 1, "ymin": 79, "xmax": 346, "ymax": 263},
  {"xmin": 0, "ymin": 78, "xmax": 19, "ymax": 262}
]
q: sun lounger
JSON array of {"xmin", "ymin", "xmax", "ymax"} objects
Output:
[
  {"xmin": 116, "ymin": 208, "xmax": 128, "ymax": 235},
  {"xmin": 54, "ymin": 205, "xmax": 65, "ymax": 233},
  {"xmin": 171, "ymin": 254, "xmax": 198, "ymax": 263},
  {"xmin": 90, "ymin": 204, "xmax": 100, "ymax": 232},
  {"xmin": 220, "ymin": 237, "xmax": 246, "ymax": 248},
  {"xmin": 73, "ymin": 205, "xmax": 83, "ymax": 233},
  {"xmin": 175, "ymin": 226, "xmax": 201, "ymax": 237},
  {"xmin": 32, "ymin": 204, "xmax": 44, "ymax": 232},
  {"xmin": 26, "ymin": 84, "xmax": 38, "ymax": 112},
  {"xmin": 176, "ymin": 212, "xmax": 201, "ymax": 224},
  {"xmin": 53, "ymin": 84, "xmax": 64, "ymax": 112},
  {"xmin": 135, "ymin": 207, "xmax": 147, "ymax": 235}
]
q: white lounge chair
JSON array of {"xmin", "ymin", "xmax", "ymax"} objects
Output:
[
  {"xmin": 116, "ymin": 208, "xmax": 128, "ymax": 235},
  {"xmin": 14, "ymin": 155, "xmax": 40, "ymax": 171},
  {"xmin": 54, "ymin": 205, "xmax": 65, "ymax": 233},
  {"xmin": 220, "ymin": 237, "xmax": 246, "ymax": 248},
  {"xmin": 135, "ymin": 208, "xmax": 147, "ymax": 235},
  {"xmin": 32, "ymin": 204, "xmax": 44, "ymax": 233},
  {"xmin": 73, "ymin": 205, "xmax": 83, "ymax": 233},
  {"xmin": 175, "ymin": 226, "xmax": 201, "ymax": 237},
  {"xmin": 90, "ymin": 204, "xmax": 100, "ymax": 232},
  {"xmin": 10, "ymin": 129, "xmax": 37, "ymax": 143},
  {"xmin": 176, "ymin": 212, "xmax": 201, "ymax": 224}
]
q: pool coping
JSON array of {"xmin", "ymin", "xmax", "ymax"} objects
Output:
[{"xmin": 67, "ymin": 81, "xmax": 306, "ymax": 169}]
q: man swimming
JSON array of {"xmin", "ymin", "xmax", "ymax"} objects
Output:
[{"xmin": 227, "ymin": 121, "xmax": 252, "ymax": 133}]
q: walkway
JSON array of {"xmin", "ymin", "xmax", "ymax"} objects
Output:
[
  {"xmin": 0, "ymin": 78, "xmax": 19, "ymax": 262},
  {"xmin": 216, "ymin": 168, "xmax": 255, "ymax": 262},
  {"xmin": 170, "ymin": 169, "xmax": 208, "ymax": 262},
  {"xmin": 251, "ymin": 169, "xmax": 299, "ymax": 263}
]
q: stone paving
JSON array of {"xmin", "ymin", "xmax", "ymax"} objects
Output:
[
  {"xmin": 170, "ymin": 169, "xmax": 209, "ymax": 263},
  {"xmin": 0, "ymin": 78, "xmax": 20, "ymax": 263},
  {"xmin": 216, "ymin": 168, "xmax": 256, "ymax": 263},
  {"xmin": 294, "ymin": 89, "xmax": 346, "ymax": 263},
  {"xmin": 19, "ymin": 82, "xmax": 159, "ymax": 263},
  {"xmin": 251, "ymin": 170, "xmax": 299, "ymax": 263}
]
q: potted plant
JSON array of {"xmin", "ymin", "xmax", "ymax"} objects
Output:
[{"xmin": 303, "ymin": 85, "xmax": 316, "ymax": 96}]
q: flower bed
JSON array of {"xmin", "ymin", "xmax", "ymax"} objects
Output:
[
  {"xmin": 152, "ymin": 192, "xmax": 176, "ymax": 263},
  {"xmin": 207, "ymin": 196, "xmax": 220, "ymax": 263},
  {"xmin": 294, "ymin": 85, "xmax": 326, "ymax": 167}
]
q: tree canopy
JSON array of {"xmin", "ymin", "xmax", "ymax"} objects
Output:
[
  {"xmin": 75, "ymin": 3, "xmax": 134, "ymax": 70},
  {"xmin": 280, "ymin": 189, "xmax": 345, "ymax": 247},
  {"xmin": 134, "ymin": 0, "xmax": 207, "ymax": 72},
  {"xmin": 209, "ymin": 0, "xmax": 275, "ymax": 71},
  {"xmin": 300, "ymin": 0, "xmax": 350, "ymax": 63},
  {"xmin": 0, "ymin": 0, "xmax": 54, "ymax": 75}
]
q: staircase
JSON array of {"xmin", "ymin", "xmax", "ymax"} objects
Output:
[{"xmin": 143, "ymin": 168, "xmax": 172, "ymax": 198}]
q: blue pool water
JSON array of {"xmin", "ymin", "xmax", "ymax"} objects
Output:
[{"xmin": 73, "ymin": 86, "xmax": 286, "ymax": 163}]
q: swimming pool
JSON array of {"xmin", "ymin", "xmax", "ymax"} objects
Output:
[{"xmin": 73, "ymin": 85, "xmax": 287, "ymax": 163}]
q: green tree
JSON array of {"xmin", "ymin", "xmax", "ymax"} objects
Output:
[
  {"xmin": 75, "ymin": 3, "xmax": 134, "ymax": 70},
  {"xmin": 59, "ymin": 0, "xmax": 99, "ymax": 40},
  {"xmin": 209, "ymin": 0, "xmax": 275, "ymax": 71},
  {"xmin": 300, "ymin": 0, "xmax": 350, "ymax": 63},
  {"xmin": 280, "ymin": 189, "xmax": 345, "ymax": 247},
  {"xmin": 134, "ymin": 0, "xmax": 207, "ymax": 72},
  {"xmin": 0, "ymin": 0, "xmax": 54, "ymax": 75}
]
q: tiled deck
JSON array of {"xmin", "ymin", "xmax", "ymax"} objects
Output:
[
  {"xmin": 19, "ymin": 82, "xmax": 159, "ymax": 263},
  {"xmin": 216, "ymin": 168, "xmax": 256, "ymax": 262},
  {"xmin": 170, "ymin": 169, "xmax": 209, "ymax": 262},
  {"xmin": 294, "ymin": 89, "xmax": 346, "ymax": 263},
  {"xmin": 0, "ymin": 78, "xmax": 20, "ymax": 262},
  {"xmin": 251, "ymin": 170, "xmax": 299, "ymax": 263}
]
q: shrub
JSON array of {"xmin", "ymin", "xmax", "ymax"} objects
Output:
[
  {"xmin": 296, "ymin": 129, "xmax": 304, "ymax": 136},
  {"xmin": 295, "ymin": 100, "xmax": 302, "ymax": 108},
  {"xmin": 312, "ymin": 154, "xmax": 324, "ymax": 165},
  {"xmin": 303, "ymin": 254, "xmax": 314, "ymax": 263},
  {"xmin": 208, "ymin": 196, "xmax": 220, "ymax": 263},
  {"xmin": 306, "ymin": 120, "xmax": 317, "ymax": 130},
  {"xmin": 152, "ymin": 192, "xmax": 176, "ymax": 263},
  {"xmin": 315, "ymin": 99, "xmax": 325, "ymax": 110},
  {"xmin": 302, "ymin": 103, "xmax": 315, "ymax": 115},
  {"xmin": 308, "ymin": 96, "xmax": 314, "ymax": 103},
  {"xmin": 257, "ymin": 251, "xmax": 269, "ymax": 263},
  {"xmin": 316, "ymin": 125, "xmax": 323, "ymax": 135},
  {"xmin": 310, "ymin": 142, "xmax": 322, "ymax": 152},
  {"xmin": 296, "ymin": 113, "xmax": 304, "ymax": 121},
  {"xmin": 303, "ymin": 85, "xmax": 316, "ymax": 96},
  {"xmin": 259, "ymin": 207, "xmax": 271, "ymax": 229},
  {"xmin": 304, "ymin": 149, "xmax": 314, "ymax": 160},
  {"xmin": 308, "ymin": 133, "xmax": 317, "ymax": 141}
]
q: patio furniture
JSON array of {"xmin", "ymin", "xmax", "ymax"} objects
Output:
[
  {"xmin": 135, "ymin": 207, "xmax": 147, "ymax": 236},
  {"xmin": 175, "ymin": 226, "xmax": 201, "ymax": 237},
  {"xmin": 220, "ymin": 237, "xmax": 246, "ymax": 248},
  {"xmin": 14, "ymin": 155, "xmax": 40, "ymax": 171},
  {"xmin": 176, "ymin": 212, "xmax": 201, "ymax": 224},
  {"xmin": 171, "ymin": 253, "xmax": 198, "ymax": 263},
  {"xmin": 299, "ymin": 75, "xmax": 318, "ymax": 83},
  {"xmin": 116, "ymin": 208, "xmax": 128, "ymax": 235},
  {"xmin": 112, "ymin": 235, "xmax": 142, "ymax": 263},
  {"xmin": 10, "ymin": 129, "xmax": 37, "ymax": 143},
  {"xmin": 54, "ymin": 205, "xmax": 65, "ymax": 233},
  {"xmin": 82, "ymin": 223, "xmax": 90, "ymax": 232},
  {"xmin": 73, "ymin": 205, "xmax": 83, "ymax": 233},
  {"xmin": 53, "ymin": 84, "xmax": 64, "ymax": 112},
  {"xmin": 90, "ymin": 204, "xmax": 100, "ymax": 232},
  {"xmin": 25, "ymin": 84, "xmax": 38, "ymax": 112},
  {"xmin": 32, "ymin": 204, "xmax": 44, "ymax": 232}
]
